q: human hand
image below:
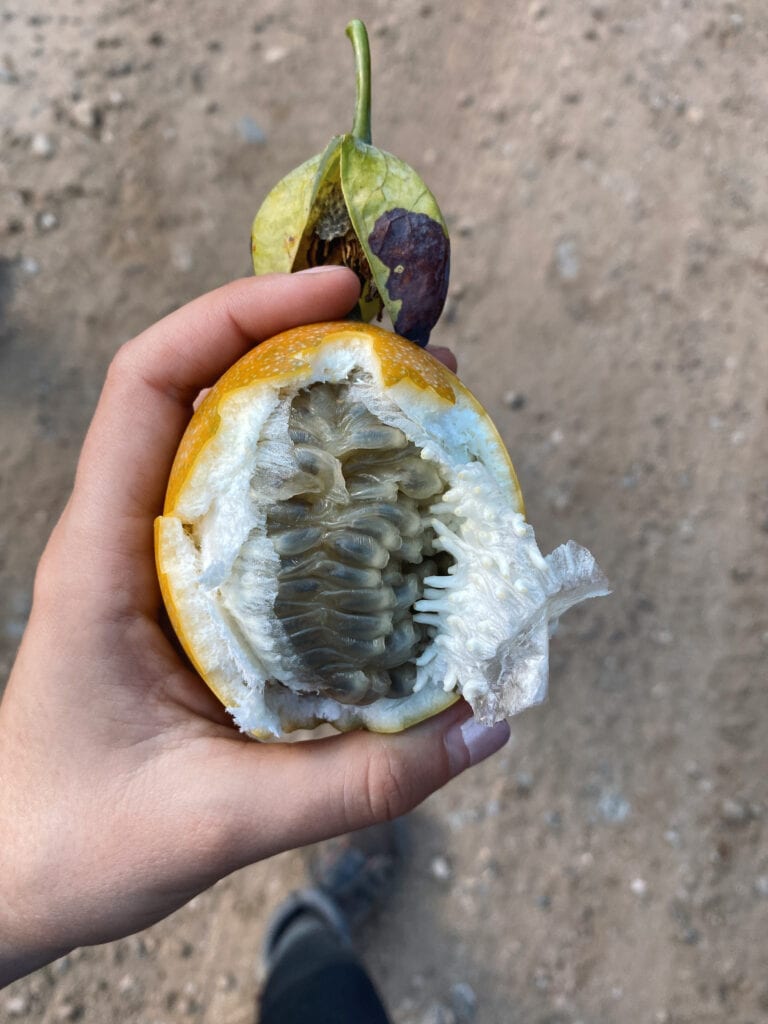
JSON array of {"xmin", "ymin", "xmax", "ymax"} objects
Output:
[{"xmin": 0, "ymin": 268, "xmax": 510, "ymax": 986}]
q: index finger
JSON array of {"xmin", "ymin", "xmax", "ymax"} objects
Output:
[{"xmin": 70, "ymin": 269, "xmax": 361, "ymax": 549}]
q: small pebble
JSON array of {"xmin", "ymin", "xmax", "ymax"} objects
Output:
[
  {"xmin": 263, "ymin": 45, "xmax": 288, "ymax": 64},
  {"xmin": 449, "ymin": 981, "xmax": 477, "ymax": 1023},
  {"xmin": 53, "ymin": 1001, "xmax": 83, "ymax": 1022},
  {"xmin": 664, "ymin": 828, "xmax": 682, "ymax": 848},
  {"xmin": 37, "ymin": 210, "xmax": 59, "ymax": 232},
  {"xmin": 70, "ymin": 99, "xmax": 101, "ymax": 132},
  {"xmin": 0, "ymin": 59, "xmax": 19, "ymax": 84},
  {"xmin": 21, "ymin": 256, "xmax": 40, "ymax": 275},
  {"xmin": 422, "ymin": 1002, "xmax": 456, "ymax": 1024},
  {"xmin": 129, "ymin": 933, "xmax": 158, "ymax": 955},
  {"xmin": 171, "ymin": 242, "xmax": 193, "ymax": 272},
  {"xmin": 554, "ymin": 238, "xmax": 580, "ymax": 281},
  {"xmin": 630, "ymin": 877, "xmax": 648, "ymax": 897},
  {"xmin": 4, "ymin": 994, "xmax": 30, "ymax": 1017},
  {"xmin": 118, "ymin": 973, "xmax": 138, "ymax": 996},
  {"xmin": 106, "ymin": 61, "xmax": 134, "ymax": 77},
  {"xmin": 686, "ymin": 105, "xmax": 704, "ymax": 126},
  {"xmin": 597, "ymin": 789, "xmax": 631, "ymax": 823},
  {"xmin": 678, "ymin": 518, "xmax": 695, "ymax": 539},
  {"xmin": 503, "ymin": 390, "xmax": 526, "ymax": 411},
  {"xmin": 754, "ymin": 875, "xmax": 768, "ymax": 897},
  {"xmin": 237, "ymin": 115, "xmax": 266, "ymax": 144},
  {"xmin": 430, "ymin": 855, "xmax": 452, "ymax": 881},
  {"xmin": 30, "ymin": 131, "xmax": 55, "ymax": 157},
  {"xmin": 182, "ymin": 994, "xmax": 202, "ymax": 1015},
  {"xmin": 52, "ymin": 953, "xmax": 72, "ymax": 975},
  {"xmin": 720, "ymin": 797, "xmax": 750, "ymax": 825},
  {"xmin": 533, "ymin": 968, "xmax": 551, "ymax": 992}
]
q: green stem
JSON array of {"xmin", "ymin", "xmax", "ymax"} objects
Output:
[{"xmin": 346, "ymin": 19, "xmax": 372, "ymax": 145}]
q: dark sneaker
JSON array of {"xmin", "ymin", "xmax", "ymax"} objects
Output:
[
  {"xmin": 263, "ymin": 819, "xmax": 406, "ymax": 970},
  {"xmin": 306, "ymin": 820, "xmax": 405, "ymax": 930}
]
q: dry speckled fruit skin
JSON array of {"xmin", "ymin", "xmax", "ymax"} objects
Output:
[{"xmin": 250, "ymin": 20, "xmax": 449, "ymax": 347}]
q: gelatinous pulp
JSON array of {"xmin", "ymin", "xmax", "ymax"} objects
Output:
[{"xmin": 265, "ymin": 382, "xmax": 452, "ymax": 705}]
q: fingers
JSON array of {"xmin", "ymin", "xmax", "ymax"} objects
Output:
[
  {"xmin": 208, "ymin": 702, "xmax": 510, "ymax": 868},
  {"xmin": 75, "ymin": 269, "xmax": 360, "ymax": 524},
  {"xmin": 53, "ymin": 270, "xmax": 360, "ymax": 597}
]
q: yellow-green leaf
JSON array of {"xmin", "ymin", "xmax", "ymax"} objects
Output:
[{"xmin": 251, "ymin": 153, "xmax": 322, "ymax": 275}]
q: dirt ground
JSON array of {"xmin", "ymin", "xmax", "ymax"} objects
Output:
[{"xmin": 2, "ymin": 1, "xmax": 767, "ymax": 1022}]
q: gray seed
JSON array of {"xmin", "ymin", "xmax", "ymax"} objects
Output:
[
  {"xmin": 342, "ymin": 447, "xmax": 406, "ymax": 477},
  {"xmin": 398, "ymin": 458, "xmax": 444, "ymax": 499},
  {"xmin": 265, "ymin": 381, "xmax": 453, "ymax": 704},
  {"xmin": 277, "ymin": 578, "xmax": 324, "ymax": 601},
  {"xmin": 299, "ymin": 633, "xmax": 387, "ymax": 663},
  {"xmin": 325, "ymin": 587, "xmax": 397, "ymax": 613},
  {"xmin": 272, "ymin": 527, "xmax": 322, "ymax": 557},
  {"xmin": 294, "ymin": 445, "xmax": 344, "ymax": 495},
  {"xmin": 393, "ymin": 574, "xmax": 420, "ymax": 611},
  {"xmin": 379, "ymin": 620, "xmax": 420, "ymax": 668},
  {"xmin": 325, "ymin": 531, "xmax": 390, "ymax": 569},
  {"xmin": 277, "ymin": 607, "xmax": 391, "ymax": 642},
  {"xmin": 280, "ymin": 553, "xmax": 382, "ymax": 589},
  {"xmin": 349, "ymin": 514, "xmax": 403, "ymax": 550},
  {"xmin": 323, "ymin": 668, "xmax": 373, "ymax": 702},
  {"xmin": 388, "ymin": 663, "xmax": 418, "ymax": 697},
  {"xmin": 288, "ymin": 427, "xmax": 322, "ymax": 445},
  {"xmin": 399, "ymin": 536, "xmax": 425, "ymax": 563},
  {"xmin": 268, "ymin": 500, "xmax": 314, "ymax": 527},
  {"xmin": 346, "ymin": 424, "xmax": 409, "ymax": 452},
  {"xmin": 344, "ymin": 500, "xmax": 422, "ymax": 536},
  {"xmin": 347, "ymin": 477, "xmax": 399, "ymax": 502}
]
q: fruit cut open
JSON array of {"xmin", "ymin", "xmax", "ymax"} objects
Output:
[{"xmin": 155, "ymin": 322, "xmax": 609, "ymax": 739}]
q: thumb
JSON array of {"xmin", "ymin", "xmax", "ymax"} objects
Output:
[{"xmin": 209, "ymin": 701, "xmax": 510, "ymax": 869}]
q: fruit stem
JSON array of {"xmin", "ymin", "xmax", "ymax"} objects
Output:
[{"xmin": 346, "ymin": 19, "xmax": 372, "ymax": 145}]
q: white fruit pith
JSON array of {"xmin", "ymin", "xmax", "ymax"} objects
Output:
[{"xmin": 156, "ymin": 335, "xmax": 609, "ymax": 739}]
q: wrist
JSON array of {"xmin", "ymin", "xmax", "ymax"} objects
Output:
[
  {"xmin": 0, "ymin": 715, "xmax": 73, "ymax": 986},
  {"xmin": 0, "ymin": 826, "xmax": 73, "ymax": 987}
]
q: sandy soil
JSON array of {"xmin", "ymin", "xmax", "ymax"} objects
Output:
[{"xmin": 2, "ymin": 2, "xmax": 767, "ymax": 1022}]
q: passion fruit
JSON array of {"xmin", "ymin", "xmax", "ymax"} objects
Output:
[{"xmin": 155, "ymin": 322, "xmax": 609, "ymax": 739}]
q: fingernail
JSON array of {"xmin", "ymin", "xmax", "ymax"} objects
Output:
[
  {"xmin": 444, "ymin": 715, "xmax": 511, "ymax": 777},
  {"xmin": 296, "ymin": 265, "xmax": 351, "ymax": 275}
]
